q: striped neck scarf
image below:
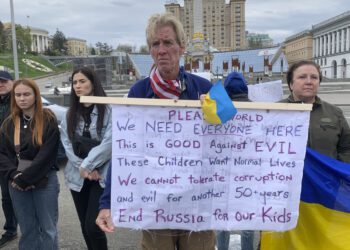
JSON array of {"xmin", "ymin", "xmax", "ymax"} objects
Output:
[{"xmin": 150, "ymin": 67, "xmax": 181, "ymax": 99}]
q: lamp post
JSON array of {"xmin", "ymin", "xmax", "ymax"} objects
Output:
[{"xmin": 10, "ymin": 0, "xmax": 19, "ymax": 79}]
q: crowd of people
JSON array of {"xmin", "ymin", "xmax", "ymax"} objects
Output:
[{"xmin": 1, "ymin": 12, "xmax": 349, "ymax": 250}]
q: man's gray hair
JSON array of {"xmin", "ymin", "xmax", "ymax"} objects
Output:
[{"xmin": 146, "ymin": 13, "xmax": 186, "ymax": 49}]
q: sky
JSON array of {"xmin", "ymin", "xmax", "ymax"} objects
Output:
[{"xmin": 1, "ymin": 0, "xmax": 348, "ymax": 50}]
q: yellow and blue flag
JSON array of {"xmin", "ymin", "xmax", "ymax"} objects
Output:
[
  {"xmin": 202, "ymin": 81, "xmax": 237, "ymax": 124},
  {"xmin": 261, "ymin": 148, "xmax": 350, "ymax": 250}
]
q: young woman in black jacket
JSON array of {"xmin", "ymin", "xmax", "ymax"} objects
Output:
[{"xmin": 0, "ymin": 78, "xmax": 60, "ymax": 250}]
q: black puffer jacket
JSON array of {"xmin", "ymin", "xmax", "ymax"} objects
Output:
[{"xmin": 0, "ymin": 110, "xmax": 59, "ymax": 189}]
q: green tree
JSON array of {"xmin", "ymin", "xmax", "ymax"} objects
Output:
[
  {"xmin": 139, "ymin": 45, "xmax": 149, "ymax": 53},
  {"xmin": 16, "ymin": 25, "xmax": 31, "ymax": 52},
  {"xmin": 52, "ymin": 29, "xmax": 68, "ymax": 55},
  {"xmin": 0, "ymin": 21, "xmax": 6, "ymax": 52},
  {"xmin": 0, "ymin": 23, "xmax": 31, "ymax": 53},
  {"xmin": 44, "ymin": 47, "xmax": 58, "ymax": 56},
  {"xmin": 95, "ymin": 42, "xmax": 112, "ymax": 55},
  {"xmin": 90, "ymin": 47, "xmax": 96, "ymax": 55},
  {"xmin": 116, "ymin": 43, "xmax": 132, "ymax": 53}
]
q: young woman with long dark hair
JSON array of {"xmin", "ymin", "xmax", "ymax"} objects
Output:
[{"xmin": 60, "ymin": 66, "xmax": 112, "ymax": 250}]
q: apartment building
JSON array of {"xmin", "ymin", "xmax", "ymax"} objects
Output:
[{"xmin": 165, "ymin": 0, "xmax": 246, "ymax": 51}]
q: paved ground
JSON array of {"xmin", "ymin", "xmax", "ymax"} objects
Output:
[
  {"xmin": 0, "ymin": 169, "xmax": 249, "ymax": 249},
  {"xmin": 0, "ymin": 168, "xmax": 142, "ymax": 250}
]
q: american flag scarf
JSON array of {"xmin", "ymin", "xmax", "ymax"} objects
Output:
[{"xmin": 150, "ymin": 67, "xmax": 181, "ymax": 99}]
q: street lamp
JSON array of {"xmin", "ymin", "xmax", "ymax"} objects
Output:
[{"xmin": 10, "ymin": 0, "xmax": 19, "ymax": 79}]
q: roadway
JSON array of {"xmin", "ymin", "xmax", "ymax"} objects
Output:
[{"xmin": 33, "ymin": 72, "xmax": 350, "ymax": 108}]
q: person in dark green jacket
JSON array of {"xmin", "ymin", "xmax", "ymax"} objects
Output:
[{"xmin": 281, "ymin": 60, "xmax": 350, "ymax": 163}]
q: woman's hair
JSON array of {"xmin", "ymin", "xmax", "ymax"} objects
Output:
[
  {"xmin": 11, "ymin": 78, "xmax": 55, "ymax": 146},
  {"xmin": 286, "ymin": 60, "xmax": 322, "ymax": 91},
  {"xmin": 146, "ymin": 12, "xmax": 186, "ymax": 49},
  {"xmin": 67, "ymin": 66, "xmax": 107, "ymax": 141}
]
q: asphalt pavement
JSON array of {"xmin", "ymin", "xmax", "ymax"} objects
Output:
[{"xmin": 0, "ymin": 168, "xmax": 142, "ymax": 250}]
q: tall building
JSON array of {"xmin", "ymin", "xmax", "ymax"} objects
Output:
[{"xmin": 165, "ymin": 0, "xmax": 246, "ymax": 51}]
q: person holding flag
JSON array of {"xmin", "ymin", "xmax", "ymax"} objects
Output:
[{"xmin": 262, "ymin": 60, "xmax": 350, "ymax": 250}]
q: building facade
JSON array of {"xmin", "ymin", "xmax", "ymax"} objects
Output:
[
  {"xmin": 165, "ymin": 0, "xmax": 246, "ymax": 51},
  {"xmin": 3, "ymin": 24, "xmax": 49, "ymax": 53},
  {"xmin": 66, "ymin": 37, "xmax": 88, "ymax": 56},
  {"xmin": 246, "ymin": 32, "xmax": 274, "ymax": 49},
  {"xmin": 29, "ymin": 26, "xmax": 49, "ymax": 53},
  {"xmin": 312, "ymin": 11, "xmax": 350, "ymax": 79},
  {"xmin": 284, "ymin": 30, "xmax": 313, "ymax": 66}
]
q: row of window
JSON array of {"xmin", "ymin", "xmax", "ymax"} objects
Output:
[
  {"xmin": 315, "ymin": 29, "xmax": 349, "ymax": 56},
  {"xmin": 316, "ymin": 58, "xmax": 327, "ymax": 66}
]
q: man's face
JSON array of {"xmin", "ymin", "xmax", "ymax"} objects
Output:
[
  {"xmin": 0, "ymin": 79, "xmax": 14, "ymax": 96},
  {"xmin": 150, "ymin": 25, "xmax": 184, "ymax": 80}
]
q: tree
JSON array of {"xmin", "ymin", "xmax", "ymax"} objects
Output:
[
  {"xmin": 15, "ymin": 25, "xmax": 31, "ymax": 52},
  {"xmin": 90, "ymin": 47, "xmax": 96, "ymax": 55},
  {"xmin": 52, "ymin": 29, "xmax": 68, "ymax": 55},
  {"xmin": 139, "ymin": 45, "xmax": 149, "ymax": 53},
  {"xmin": 0, "ymin": 21, "xmax": 6, "ymax": 52},
  {"xmin": 95, "ymin": 42, "xmax": 112, "ymax": 55},
  {"xmin": 116, "ymin": 43, "xmax": 132, "ymax": 53},
  {"xmin": 0, "ymin": 23, "xmax": 31, "ymax": 53},
  {"xmin": 44, "ymin": 47, "xmax": 58, "ymax": 56}
]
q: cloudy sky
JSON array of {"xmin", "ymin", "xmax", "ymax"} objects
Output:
[{"xmin": 1, "ymin": 0, "xmax": 348, "ymax": 49}]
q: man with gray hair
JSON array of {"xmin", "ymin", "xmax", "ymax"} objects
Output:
[
  {"xmin": 0, "ymin": 70, "xmax": 18, "ymax": 248},
  {"xmin": 96, "ymin": 13, "xmax": 216, "ymax": 250}
]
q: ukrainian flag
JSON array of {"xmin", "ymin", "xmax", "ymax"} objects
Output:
[
  {"xmin": 261, "ymin": 148, "xmax": 350, "ymax": 250},
  {"xmin": 201, "ymin": 81, "xmax": 237, "ymax": 124}
]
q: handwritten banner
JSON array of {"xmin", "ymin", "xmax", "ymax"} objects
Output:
[
  {"xmin": 248, "ymin": 80, "xmax": 283, "ymax": 102},
  {"xmin": 111, "ymin": 105, "xmax": 310, "ymax": 231}
]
